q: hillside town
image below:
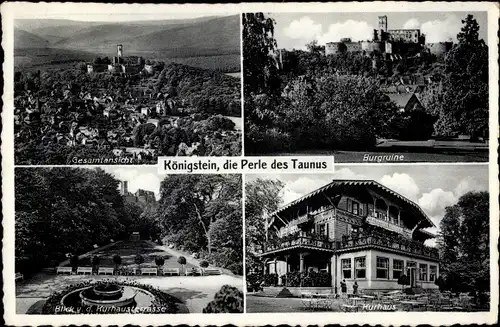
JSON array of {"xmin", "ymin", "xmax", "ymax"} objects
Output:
[{"xmin": 14, "ymin": 44, "xmax": 242, "ymax": 164}]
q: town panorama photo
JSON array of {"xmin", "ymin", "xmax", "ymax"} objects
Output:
[{"xmin": 14, "ymin": 13, "xmax": 242, "ymax": 165}]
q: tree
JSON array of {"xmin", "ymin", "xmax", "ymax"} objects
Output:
[
  {"xmin": 70, "ymin": 255, "xmax": 80, "ymax": 271},
  {"xmin": 242, "ymin": 13, "xmax": 281, "ymax": 96},
  {"xmin": 245, "ymin": 178, "xmax": 284, "ymax": 274},
  {"xmin": 92, "ymin": 255, "xmax": 101, "ymax": 272},
  {"xmin": 155, "ymin": 256, "xmax": 165, "ymax": 268},
  {"xmin": 422, "ymin": 15, "xmax": 488, "ymax": 139},
  {"xmin": 177, "ymin": 256, "xmax": 187, "ymax": 274},
  {"xmin": 112, "ymin": 254, "xmax": 122, "ymax": 270},
  {"xmin": 437, "ymin": 191, "xmax": 489, "ymax": 293},
  {"xmin": 134, "ymin": 254, "xmax": 145, "ymax": 270},
  {"xmin": 306, "ymin": 40, "xmax": 324, "ymax": 55}
]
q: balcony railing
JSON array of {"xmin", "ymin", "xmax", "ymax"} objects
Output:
[
  {"xmin": 366, "ymin": 216, "xmax": 413, "ymax": 238},
  {"xmin": 265, "ymin": 234, "xmax": 335, "ymax": 252},
  {"xmin": 339, "ymin": 235, "xmax": 439, "ymax": 259}
]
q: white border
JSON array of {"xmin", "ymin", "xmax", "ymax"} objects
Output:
[{"xmin": 2, "ymin": 2, "xmax": 499, "ymax": 326}]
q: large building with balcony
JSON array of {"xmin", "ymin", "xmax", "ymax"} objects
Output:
[{"xmin": 260, "ymin": 180, "xmax": 440, "ymax": 292}]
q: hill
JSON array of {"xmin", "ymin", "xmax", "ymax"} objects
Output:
[{"xmin": 15, "ymin": 29, "xmax": 49, "ymax": 49}]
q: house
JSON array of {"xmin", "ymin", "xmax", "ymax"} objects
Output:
[
  {"xmin": 386, "ymin": 93, "xmax": 425, "ymax": 112},
  {"xmin": 259, "ymin": 179, "xmax": 439, "ymax": 293}
]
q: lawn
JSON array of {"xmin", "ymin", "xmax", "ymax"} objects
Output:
[
  {"xmin": 246, "ymin": 294, "xmax": 343, "ymax": 313},
  {"xmin": 63, "ymin": 240, "xmax": 195, "ymax": 269}
]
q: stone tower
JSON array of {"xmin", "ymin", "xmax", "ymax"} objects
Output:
[
  {"xmin": 378, "ymin": 15, "xmax": 388, "ymax": 41},
  {"xmin": 120, "ymin": 180, "xmax": 128, "ymax": 195},
  {"xmin": 117, "ymin": 44, "xmax": 123, "ymax": 58}
]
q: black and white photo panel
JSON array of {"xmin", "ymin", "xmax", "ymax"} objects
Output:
[
  {"xmin": 243, "ymin": 12, "xmax": 489, "ymax": 162},
  {"xmin": 245, "ymin": 165, "xmax": 490, "ymax": 312},
  {"xmin": 14, "ymin": 167, "xmax": 243, "ymax": 314},
  {"xmin": 14, "ymin": 13, "xmax": 242, "ymax": 165}
]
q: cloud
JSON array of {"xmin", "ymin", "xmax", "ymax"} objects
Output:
[
  {"xmin": 403, "ymin": 18, "xmax": 421, "ymax": 29},
  {"xmin": 420, "ymin": 14, "xmax": 461, "ymax": 43},
  {"xmin": 318, "ymin": 19, "xmax": 374, "ymax": 43},
  {"xmin": 418, "ymin": 188, "xmax": 457, "ymax": 219},
  {"xmin": 283, "ymin": 16, "xmax": 323, "ymax": 40},
  {"xmin": 454, "ymin": 177, "xmax": 486, "ymax": 197},
  {"xmin": 379, "ymin": 173, "xmax": 420, "ymax": 201},
  {"xmin": 333, "ymin": 168, "xmax": 366, "ymax": 180},
  {"xmin": 282, "ymin": 16, "xmax": 373, "ymax": 49}
]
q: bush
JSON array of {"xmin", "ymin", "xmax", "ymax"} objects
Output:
[
  {"xmin": 155, "ymin": 256, "xmax": 165, "ymax": 267},
  {"xmin": 263, "ymin": 273, "xmax": 278, "ymax": 286},
  {"xmin": 91, "ymin": 255, "xmax": 100, "ymax": 266},
  {"xmin": 177, "ymin": 256, "xmax": 186, "ymax": 265},
  {"xmin": 246, "ymin": 273, "xmax": 263, "ymax": 292},
  {"xmin": 200, "ymin": 260, "xmax": 209, "ymax": 268},
  {"xmin": 202, "ymin": 285, "xmax": 243, "ymax": 313},
  {"xmin": 69, "ymin": 255, "xmax": 79, "ymax": 269},
  {"xmin": 112, "ymin": 254, "xmax": 122, "ymax": 268},
  {"xmin": 134, "ymin": 254, "xmax": 145, "ymax": 266},
  {"xmin": 42, "ymin": 280, "xmax": 179, "ymax": 314}
]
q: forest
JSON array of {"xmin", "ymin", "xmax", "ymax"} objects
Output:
[{"xmin": 243, "ymin": 13, "xmax": 489, "ymax": 154}]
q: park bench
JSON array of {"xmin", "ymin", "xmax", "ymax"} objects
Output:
[
  {"xmin": 98, "ymin": 267, "xmax": 114, "ymax": 275},
  {"xmin": 202, "ymin": 268, "xmax": 222, "ymax": 276},
  {"xmin": 15, "ymin": 273, "xmax": 24, "ymax": 281},
  {"xmin": 76, "ymin": 267, "xmax": 93, "ymax": 275},
  {"xmin": 57, "ymin": 266, "xmax": 73, "ymax": 275},
  {"xmin": 141, "ymin": 268, "xmax": 158, "ymax": 276},
  {"xmin": 162, "ymin": 268, "xmax": 180, "ymax": 276},
  {"xmin": 185, "ymin": 267, "xmax": 201, "ymax": 276}
]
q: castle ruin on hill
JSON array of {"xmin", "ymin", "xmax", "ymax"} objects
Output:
[
  {"xmin": 86, "ymin": 44, "xmax": 155, "ymax": 75},
  {"xmin": 324, "ymin": 16, "xmax": 453, "ymax": 58}
]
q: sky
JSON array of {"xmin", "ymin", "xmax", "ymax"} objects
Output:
[
  {"xmin": 270, "ymin": 11, "xmax": 488, "ymax": 50},
  {"xmin": 100, "ymin": 166, "xmax": 164, "ymax": 200},
  {"xmin": 15, "ymin": 11, "xmax": 233, "ymax": 22},
  {"xmin": 246, "ymin": 164, "xmax": 489, "ymax": 243}
]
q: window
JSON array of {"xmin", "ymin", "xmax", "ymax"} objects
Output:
[
  {"xmin": 318, "ymin": 224, "xmax": 326, "ymax": 236},
  {"xmin": 376, "ymin": 257, "xmax": 389, "ymax": 279},
  {"xmin": 341, "ymin": 259, "xmax": 352, "ymax": 279},
  {"xmin": 419, "ymin": 263, "xmax": 428, "ymax": 281},
  {"xmin": 393, "ymin": 259, "xmax": 404, "ymax": 279},
  {"xmin": 355, "ymin": 257, "xmax": 366, "ymax": 279},
  {"xmin": 352, "ymin": 202, "xmax": 359, "ymax": 215},
  {"xmin": 429, "ymin": 265, "xmax": 437, "ymax": 282}
]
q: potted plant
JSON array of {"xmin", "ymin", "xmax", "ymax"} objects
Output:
[
  {"xmin": 69, "ymin": 255, "xmax": 79, "ymax": 273},
  {"xmin": 134, "ymin": 254, "xmax": 145, "ymax": 273},
  {"xmin": 199, "ymin": 260, "xmax": 209, "ymax": 275},
  {"xmin": 112, "ymin": 254, "xmax": 122, "ymax": 273},
  {"xmin": 177, "ymin": 256, "xmax": 186, "ymax": 275},
  {"xmin": 155, "ymin": 256, "xmax": 165, "ymax": 275},
  {"xmin": 91, "ymin": 255, "xmax": 100, "ymax": 274}
]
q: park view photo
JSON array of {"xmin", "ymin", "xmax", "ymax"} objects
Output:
[
  {"xmin": 14, "ymin": 13, "xmax": 242, "ymax": 165},
  {"xmin": 15, "ymin": 167, "xmax": 243, "ymax": 314},
  {"xmin": 243, "ymin": 12, "xmax": 489, "ymax": 162}
]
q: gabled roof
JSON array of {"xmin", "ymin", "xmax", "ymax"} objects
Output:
[{"xmin": 271, "ymin": 179, "xmax": 435, "ymax": 228}]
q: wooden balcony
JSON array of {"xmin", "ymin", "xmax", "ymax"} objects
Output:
[
  {"xmin": 264, "ymin": 234, "xmax": 335, "ymax": 253},
  {"xmin": 366, "ymin": 216, "xmax": 413, "ymax": 238},
  {"xmin": 338, "ymin": 234, "xmax": 439, "ymax": 260}
]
